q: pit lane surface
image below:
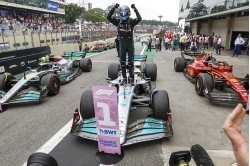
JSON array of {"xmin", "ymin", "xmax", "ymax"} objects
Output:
[{"xmin": 0, "ymin": 43, "xmax": 249, "ymax": 166}]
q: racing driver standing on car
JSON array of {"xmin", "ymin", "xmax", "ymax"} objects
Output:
[{"xmin": 107, "ymin": 3, "xmax": 142, "ymax": 85}]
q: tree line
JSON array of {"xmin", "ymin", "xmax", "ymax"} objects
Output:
[{"xmin": 64, "ymin": 3, "xmax": 175, "ymax": 26}]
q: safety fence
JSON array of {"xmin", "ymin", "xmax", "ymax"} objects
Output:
[{"xmin": 0, "ymin": 29, "xmax": 117, "ymax": 52}]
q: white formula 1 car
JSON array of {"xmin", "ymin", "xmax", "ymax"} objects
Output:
[
  {"xmin": 37, "ymin": 52, "xmax": 92, "ymax": 84},
  {"xmin": 0, "ymin": 69, "xmax": 60, "ymax": 111},
  {"xmin": 71, "ymin": 55, "xmax": 173, "ymax": 145}
]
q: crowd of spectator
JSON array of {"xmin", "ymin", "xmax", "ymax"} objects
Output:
[
  {"xmin": 0, "ymin": 10, "xmax": 118, "ymax": 38},
  {"xmin": 142, "ymin": 31, "xmax": 248, "ymax": 57},
  {"xmin": 81, "ymin": 23, "xmax": 117, "ymax": 38},
  {"xmin": 0, "ymin": 13, "xmax": 65, "ymax": 35}
]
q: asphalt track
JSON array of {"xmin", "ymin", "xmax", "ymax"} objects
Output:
[{"xmin": 0, "ymin": 43, "xmax": 249, "ymax": 166}]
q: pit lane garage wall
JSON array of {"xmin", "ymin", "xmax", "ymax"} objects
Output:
[
  {"xmin": 0, "ymin": 46, "xmax": 51, "ymax": 75},
  {"xmin": 0, "ymin": 37, "xmax": 117, "ymax": 75},
  {"xmin": 190, "ymin": 15, "xmax": 248, "ymax": 50}
]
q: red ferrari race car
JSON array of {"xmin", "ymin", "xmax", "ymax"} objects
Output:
[
  {"xmin": 174, "ymin": 51, "xmax": 249, "ymax": 105},
  {"xmin": 89, "ymin": 43, "xmax": 105, "ymax": 52}
]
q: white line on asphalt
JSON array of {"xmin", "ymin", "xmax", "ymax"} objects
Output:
[{"xmin": 22, "ymin": 119, "xmax": 73, "ymax": 166}]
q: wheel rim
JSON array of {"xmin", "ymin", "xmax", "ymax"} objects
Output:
[
  {"xmin": 204, "ymin": 87, "xmax": 209, "ymax": 94},
  {"xmin": 50, "ymin": 77, "xmax": 59, "ymax": 93},
  {"xmin": 196, "ymin": 77, "xmax": 203, "ymax": 93}
]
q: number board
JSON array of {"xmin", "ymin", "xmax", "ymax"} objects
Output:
[{"xmin": 92, "ymin": 86, "xmax": 121, "ymax": 155}]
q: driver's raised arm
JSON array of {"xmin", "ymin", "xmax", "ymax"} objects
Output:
[
  {"xmin": 107, "ymin": 4, "xmax": 120, "ymax": 26},
  {"xmin": 131, "ymin": 6, "xmax": 142, "ymax": 26}
]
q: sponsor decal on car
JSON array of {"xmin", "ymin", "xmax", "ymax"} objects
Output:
[
  {"xmin": 98, "ymin": 128, "xmax": 119, "ymax": 137},
  {"xmin": 119, "ymin": 91, "xmax": 131, "ymax": 96},
  {"xmin": 99, "ymin": 138, "xmax": 119, "ymax": 148},
  {"xmin": 28, "ymin": 60, "xmax": 37, "ymax": 64},
  {"xmin": 9, "ymin": 64, "xmax": 17, "ymax": 69},
  {"xmin": 93, "ymin": 86, "xmax": 121, "ymax": 154}
]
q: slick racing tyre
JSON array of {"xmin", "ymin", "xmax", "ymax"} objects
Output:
[
  {"xmin": 41, "ymin": 74, "xmax": 60, "ymax": 96},
  {"xmin": 152, "ymin": 90, "xmax": 171, "ymax": 122},
  {"xmin": 195, "ymin": 73, "xmax": 214, "ymax": 96},
  {"xmin": 27, "ymin": 152, "xmax": 58, "ymax": 166},
  {"xmin": 80, "ymin": 58, "xmax": 92, "ymax": 72},
  {"xmin": 108, "ymin": 63, "xmax": 120, "ymax": 80},
  {"xmin": 145, "ymin": 63, "xmax": 157, "ymax": 81},
  {"xmin": 80, "ymin": 90, "xmax": 95, "ymax": 119},
  {"xmin": 0, "ymin": 73, "xmax": 15, "ymax": 92},
  {"xmin": 174, "ymin": 57, "xmax": 186, "ymax": 72}
]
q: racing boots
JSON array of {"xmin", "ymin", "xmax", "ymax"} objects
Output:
[
  {"xmin": 129, "ymin": 78, "xmax": 135, "ymax": 86},
  {"xmin": 120, "ymin": 78, "xmax": 127, "ymax": 85}
]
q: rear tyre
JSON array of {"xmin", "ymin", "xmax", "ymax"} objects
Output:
[
  {"xmin": 41, "ymin": 74, "xmax": 60, "ymax": 96},
  {"xmin": 195, "ymin": 73, "xmax": 214, "ymax": 96},
  {"xmin": 80, "ymin": 58, "xmax": 92, "ymax": 72},
  {"xmin": 145, "ymin": 63, "xmax": 157, "ymax": 81},
  {"xmin": 152, "ymin": 90, "xmax": 170, "ymax": 121},
  {"xmin": 80, "ymin": 90, "xmax": 95, "ymax": 119},
  {"xmin": 174, "ymin": 57, "xmax": 186, "ymax": 72},
  {"xmin": 0, "ymin": 73, "xmax": 15, "ymax": 92},
  {"xmin": 27, "ymin": 152, "xmax": 58, "ymax": 166},
  {"xmin": 108, "ymin": 63, "xmax": 120, "ymax": 80}
]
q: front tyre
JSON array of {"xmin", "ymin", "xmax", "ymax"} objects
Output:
[
  {"xmin": 174, "ymin": 57, "xmax": 186, "ymax": 72},
  {"xmin": 27, "ymin": 152, "xmax": 58, "ymax": 166},
  {"xmin": 80, "ymin": 90, "xmax": 95, "ymax": 119},
  {"xmin": 145, "ymin": 63, "xmax": 157, "ymax": 81},
  {"xmin": 195, "ymin": 73, "xmax": 214, "ymax": 96},
  {"xmin": 80, "ymin": 58, "xmax": 92, "ymax": 72},
  {"xmin": 41, "ymin": 74, "xmax": 60, "ymax": 96},
  {"xmin": 0, "ymin": 73, "xmax": 15, "ymax": 92},
  {"xmin": 152, "ymin": 90, "xmax": 170, "ymax": 122},
  {"xmin": 108, "ymin": 63, "xmax": 120, "ymax": 80}
]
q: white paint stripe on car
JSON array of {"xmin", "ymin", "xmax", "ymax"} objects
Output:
[{"xmin": 140, "ymin": 45, "xmax": 147, "ymax": 55}]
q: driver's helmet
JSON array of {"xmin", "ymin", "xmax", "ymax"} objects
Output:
[
  {"xmin": 40, "ymin": 57, "xmax": 47, "ymax": 63},
  {"xmin": 40, "ymin": 55, "xmax": 49, "ymax": 63},
  {"xmin": 118, "ymin": 5, "xmax": 130, "ymax": 21}
]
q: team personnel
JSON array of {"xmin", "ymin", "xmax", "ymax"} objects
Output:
[
  {"xmin": 146, "ymin": 36, "xmax": 152, "ymax": 51},
  {"xmin": 233, "ymin": 33, "xmax": 245, "ymax": 57},
  {"xmin": 107, "ymin": 3, "xmax": 142, "ymax": 85},
  {"xmin": 115, "ymin": 35, "xmax": 120, "ymax": 57}
]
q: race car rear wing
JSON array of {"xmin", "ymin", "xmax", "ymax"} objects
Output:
[{"xmin": 181, "ymin": 51, "xmax": 205, "ymax": 57}]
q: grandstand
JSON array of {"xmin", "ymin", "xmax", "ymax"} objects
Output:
[{"xmin": 0, "ymin": 0, "xmax": 66, "ymax": 33}]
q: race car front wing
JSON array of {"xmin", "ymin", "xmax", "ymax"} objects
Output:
[{"xmin": 71, "ymin": 110, "xmax": 173, "ymax": 146}]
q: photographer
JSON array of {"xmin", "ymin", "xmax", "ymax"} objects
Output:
[{"xmin": 107, "ymin": 3, "xmax": 142, "ymax": 85}]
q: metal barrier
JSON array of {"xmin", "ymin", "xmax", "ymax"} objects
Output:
[{"xmin": 0, "ymin": 29, "xmax": 117, "ymax": 52}]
